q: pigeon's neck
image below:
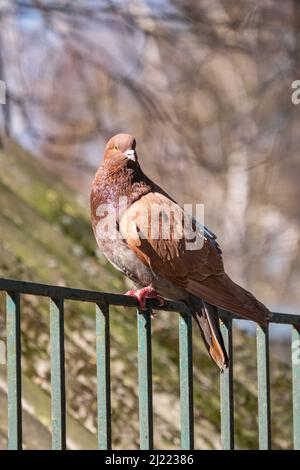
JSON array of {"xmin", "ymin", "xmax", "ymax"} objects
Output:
[{"xmin": 92, "ymin": 162, "xmax": 153, "ymax": 209}]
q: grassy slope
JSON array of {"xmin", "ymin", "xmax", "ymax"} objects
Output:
[{"xmin": 0, "ymin": 138, "xmax": 293, "ymax": 449}]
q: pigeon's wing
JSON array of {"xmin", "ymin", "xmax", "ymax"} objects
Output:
[
  {"xmin": 121, "ymin": 192, "xmax": 223, "ymax": 280},
  {"xmin": 120, "ymin": 192, "xmax": 270, "ymax": 325},
  {"xmin": 120, "ymin": 191, "xmax": 224, "ymax": 284}
]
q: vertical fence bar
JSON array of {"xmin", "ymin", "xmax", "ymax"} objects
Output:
[
  {"xmin": 6, "ymin": 291, "xmax": 22, "ymax": 449},
  {"xmin": 50, "ymin": 297, "xmax": 66, "ymax": 450},
  {"xmin": 256, "ymin": 324, "xmax": 271, "ymax": 449},
  {"xmin": 292, "ymin": 325, "xmax": 300, "ymax": 449},
  {"xmin": 179, "ymin": 312, "xmax": 194, "ymax": 450},
  {"xmin": 137, "ymin": 307, "xmax": 153, "ymax": 450},
  {"xmin": 96, "ymin": 302, "xmax": 111, "ymax": 450},
  {"xmin": 220, "ymin": 316, "xmax": 234, "ymax": 449}
]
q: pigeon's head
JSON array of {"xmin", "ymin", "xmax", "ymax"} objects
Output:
[{"xmin": 104, "ymin": 133, "xmax": 138, "ymax": 166}]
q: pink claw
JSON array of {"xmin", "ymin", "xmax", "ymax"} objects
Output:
[{"xmin": 125, "ymin": 286, "xmax": 165, "ymax": 310}]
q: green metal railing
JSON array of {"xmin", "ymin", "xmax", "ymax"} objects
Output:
[{"xmin": 1, "ymin": 278, "xmax": 300, "ymax": 450}]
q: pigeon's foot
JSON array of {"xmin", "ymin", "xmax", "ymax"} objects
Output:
[{"xmin": 125, "ymin": 286, "xmax": 165, "ymax": 310}]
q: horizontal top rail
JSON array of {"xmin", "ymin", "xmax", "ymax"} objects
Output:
[
  {"xmin": 0, "ymin": 278, "xmax": 189, "ymax": 312},
  {"xmin": 0, "ymin": 278, "xmax": 299, "ymax": 324}
]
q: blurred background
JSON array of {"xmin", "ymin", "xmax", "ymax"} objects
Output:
[{"xmin": 0, "ymin": 0, "xmax": 299, "ymax": 450}]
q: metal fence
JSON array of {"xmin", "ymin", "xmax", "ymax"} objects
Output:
[{"xmin": 1, "ymin": 277, "xmax": 300, "ymax": 450}]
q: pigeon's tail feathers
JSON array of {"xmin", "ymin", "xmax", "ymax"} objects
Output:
[
  {"xmin": 188, "ymin": 273, "xmax": 271, "ymax": 326},
  {"xmin": 192, "ymin": 301, "xmax": 229, "ymax": 371}
]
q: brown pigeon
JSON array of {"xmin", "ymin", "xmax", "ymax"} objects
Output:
[{"xmin": 90, "ymin": 133, "xmax": 271, "ymax": 370}]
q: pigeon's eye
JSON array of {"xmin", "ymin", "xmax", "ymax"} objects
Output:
[{"xmin": 114, "ymin": 145, "xmax": 119, "ymax": 152}]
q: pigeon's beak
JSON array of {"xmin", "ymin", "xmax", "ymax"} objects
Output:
[{"xmin": 125, "ymin": 149, "xmax": 137, "ymax": 161}]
